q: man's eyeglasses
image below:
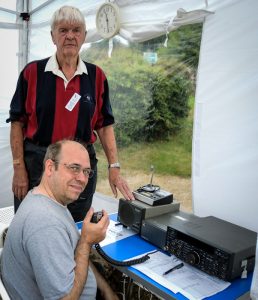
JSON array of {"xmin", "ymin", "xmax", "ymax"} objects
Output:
[{"xmin": 52, "ymin": 160, "xmax": 94, "ymax": 178}]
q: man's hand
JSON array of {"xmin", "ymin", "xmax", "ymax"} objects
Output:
[
  {"xmin": 96, "ymin": 125, "xmax": 135, "ymax": 201},
  {"xmin": 62, "ymin": 208, "xmax": 109, "ymax": 300},
  {"xmin": 108, "ymin": 168, "xmax": 135, "ymax": 200},
  {"xmin": 81, "ymin": 208, "xmax": 110, "ymax": 245},
  {"xmin": 10, "ymin": 121, "xmax": 28, "ymax": 200},
  {"xmin": 12, "ymin": 164, "xmax": 29, "ymax": 200}
]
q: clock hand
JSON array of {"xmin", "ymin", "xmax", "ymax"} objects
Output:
[
  {"xmin": 106, "ymin": 19, "xmax": 109, "ymax": 32},
  {"xmin": 104, "ymin": 11, "xmax": 109, "ymax": 32}
]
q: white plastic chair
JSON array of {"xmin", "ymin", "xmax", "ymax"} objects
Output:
[
  {"xmin": 0, "ymin": 249, "xmax": 10, "ymax": 300},
  {"xmin": 0, "ymin": 206, "xmax": 14, "ymax": 300},
  {"xmin": 0, "ymin": 206, "xmax": 14, "ymax": 247}
]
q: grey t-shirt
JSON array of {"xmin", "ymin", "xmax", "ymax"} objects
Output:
[{"xmin": 1, "ymin": 191, "xmax": 97, "ymax": 300}]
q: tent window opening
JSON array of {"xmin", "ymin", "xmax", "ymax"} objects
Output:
[{"xmin": 81, "ymin": 23, "xmax": 203, "ymax": 212}]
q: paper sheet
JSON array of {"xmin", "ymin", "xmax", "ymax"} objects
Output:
[
  {"xmin": 99, "ymin": 220, "xmax": 136, "ymax": 246},
  {"xmin": 132, "ymin": 251, "xmax": 231, "ymax": 300}
]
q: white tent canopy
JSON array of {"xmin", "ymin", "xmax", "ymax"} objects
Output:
[{"xmin": 0, "ymin": 0, "xmax": 212, "ymax": 70}]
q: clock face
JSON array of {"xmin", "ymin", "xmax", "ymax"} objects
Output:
[{"xmin": 96, "ymin": 3, "xmax": 120, "ymax": 39}]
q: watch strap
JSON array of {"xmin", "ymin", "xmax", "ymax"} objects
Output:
[{"xmin": 108, "ymin": 162, "xmax": 120, "ymax": 169}]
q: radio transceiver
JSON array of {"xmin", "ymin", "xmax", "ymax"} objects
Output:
[
  {"xmin": 118, "ymin": 165, "xmax": 256, "ymax": 281},
  {"xmin": 141, "ymin": 211, "xmax": 256, "ymax": 281}
]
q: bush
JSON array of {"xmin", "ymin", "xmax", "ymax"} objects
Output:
[
  {"xmin": 144, "ymin": 73, "xmax": 192, "ymax": 141},
  {"xmin": 107, "ymin": 65, "xmax": 151, "ymax": 147}
]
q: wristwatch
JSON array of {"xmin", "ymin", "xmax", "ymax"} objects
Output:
[{"xmin": 108, "ymin": 162, "xmax": 120, "ymax": 169}]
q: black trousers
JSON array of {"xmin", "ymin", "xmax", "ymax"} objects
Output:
[{"xmin": 14, "ymin": 139, "xmax": 98, "ymax": 223}]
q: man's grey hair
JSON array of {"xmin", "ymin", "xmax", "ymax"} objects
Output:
[{"xmin": 50, "ymin": 5, "xmax": 86, "ymax": 31}]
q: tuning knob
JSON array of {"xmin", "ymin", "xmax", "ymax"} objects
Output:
[{"xmin": 186, "ymin": 251, "xmax": 200, "ymax": 265}]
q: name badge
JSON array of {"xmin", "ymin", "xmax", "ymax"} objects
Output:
[{"xmin": 65, "ymin": 93, "xmax": 81, "ymax": 111}]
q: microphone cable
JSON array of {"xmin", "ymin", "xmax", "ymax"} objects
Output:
[{"xmin": 94, "ymin": 243, "xmax": 152, "ymax": 266}]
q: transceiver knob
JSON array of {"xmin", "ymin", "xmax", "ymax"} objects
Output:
[{"xmin": 185, "ymin": 251, "xmax": 201, "ymax": 265}]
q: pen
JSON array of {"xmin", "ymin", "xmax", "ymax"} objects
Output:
[
  {"xmin": 115, "ymin": 222, "xmax": 123, "ymax": 226},
  {"xmin": 163, "ymin": 262, "xmax": 184, "ymax": 276}
]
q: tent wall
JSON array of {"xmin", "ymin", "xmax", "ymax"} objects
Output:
[
  {"xmin": 0, "ymin": 127, "xmax": 13, "ymax": 208},
  {"xmin": 192, "ymin": 0, "xmax": 258, "ymax": 232},
  {"xmin": 0, "ymin": 29, "xmax": 18, "ymax": 110}
]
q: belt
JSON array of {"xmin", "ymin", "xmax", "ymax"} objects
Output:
[{"xmin": 24, "ymin": 138, "xmax": 48, "ymax": 148}]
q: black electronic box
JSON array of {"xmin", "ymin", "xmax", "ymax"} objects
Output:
[
  {"xmin": 141, "ymin": 211, "xmax": 257, "ymax": 281},
  {"xmin": 118, "ymin": 198, "xmax": 180, "ymax": 234}
]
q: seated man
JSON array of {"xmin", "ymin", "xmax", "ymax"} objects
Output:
[{"xmin": 1, "ymin": 140, "xmax": 118, "ymax": 300}]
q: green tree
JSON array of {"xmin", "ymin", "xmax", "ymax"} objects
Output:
[{"xmin": 158, "ymin": 23, "xmax": 202, "ymax": 71}]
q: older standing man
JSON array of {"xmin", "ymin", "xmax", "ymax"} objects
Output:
[
  {"xmin": 1, "ymin": 140, "xmax": 119, "ymax": 300},
  {"xmin": 7, "ymin": 5, "xmax": 134, "ymax": 222}
]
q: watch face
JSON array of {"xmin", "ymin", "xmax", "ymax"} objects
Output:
[{"xmin": 96, "ymin": 3, "xmax": 120, "ymax": 39}]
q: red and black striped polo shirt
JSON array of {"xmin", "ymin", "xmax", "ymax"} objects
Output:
[{"xmin": 7, "ymin": 57, "xmax": 114, "ymax": 145}]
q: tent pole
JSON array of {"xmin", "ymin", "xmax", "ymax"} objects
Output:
[{"xmin": 17, "ymin": 0, "xmax": 30, "ymax": 72}]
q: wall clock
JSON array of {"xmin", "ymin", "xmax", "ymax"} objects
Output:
[{"xmin": 96, "ymin": 2, "xmax": 121, "ymax": 39}]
